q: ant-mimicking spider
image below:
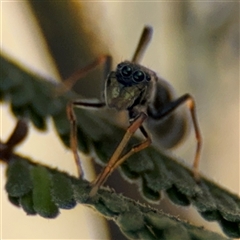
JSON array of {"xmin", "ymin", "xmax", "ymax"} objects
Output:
[{"xmin": 65, "ymin": 26, "xmax": 202, "ymax": 197}]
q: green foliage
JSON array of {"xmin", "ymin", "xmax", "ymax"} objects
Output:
[
  {"xmin": 31, "ymin": 165, "xmax": 59, "ymax": 218},
  {"xmin": 5, "ymin": 156, "xmax": 230, "ymax": 240},
  {"xmin": 50, "ymin": 170, "xmax": 76, "ymax": 209},
  {"xmin": 6, "ymin": 157, "xmax": 33, "ymax": 197},
  {"xmin": 1, "ymin": 55, "xmax": 240, "ymax": 239}
]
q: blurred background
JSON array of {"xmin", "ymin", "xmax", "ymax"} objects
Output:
[{"xmin": 1, "ymin": 1, "xmax": 239, "ymax": 239}]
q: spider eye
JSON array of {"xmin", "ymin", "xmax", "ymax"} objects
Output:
[
  {"xmin": 133, "ymin": 71, "xmax": 145, "ymax": 82},
  {"xmin": 121, "ymin": 65, "xmax": 133, "ymax": 77},
  {"xmin": 117, "ymin": 63, "xmax": 124, "ymax": 68},
  {"xmin": 146, "ymin": 73, "xmax": 151, "ymax": 81}
]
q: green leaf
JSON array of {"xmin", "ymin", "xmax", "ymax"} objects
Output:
[
  {"xmin": 3, "ymin": 155, "xmax": 231, "ymax": 240},
  {"xmin": 8, "ymin": 195, "xmax": 20, "ymax": 207},
  {"xmin": 117, "ymin": 207, "xmax": 145, "ymax": 232},
  {"xmin": 166, "ymin": 185, "xmax": 191, "ymax": 206},
  {"xmin": 5, "ymin": 157, "xmax": 32, "ymax": 197},
  {"xmin": 50, "ymin": 170, "xmax": 76, "ymax": 209},
  {"xmin": 20, "ymin": 191, "xmax": 36, "ymax": 215},
  {"xmin": 31, "ymin": 165, "xmax": 59, "ymax": 218}
]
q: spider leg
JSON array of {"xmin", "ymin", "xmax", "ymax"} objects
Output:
[
  {"xmin": 64, "ymin": 52, "xmax": 111, "ymax": 177},
  {"xmin": 148, "ymin": 93, "xmax": 202, "ymax": 180},
  {"xmin": 131, "ymin": 26, "xmax": 153, "ymax": 63},
  {"xmin": 89, "ymin": 112, "xmax": 149, "ymax": 197},
  {"xmin": 66, "ymin": 100, "xmax": 106, "ymax": 178},
  {"xmin": 56, "ymin": 55, "xmax": 112, "ymax": 96},
  {"xmin": 109, "ymin": 125, "xmax": 151, "ymax": 169}
]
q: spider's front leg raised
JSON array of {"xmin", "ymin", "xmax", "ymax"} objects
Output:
[
  {"xmin": 63, "ymin": 54, "xmax": 112, "ymax": 177},
  {"xmin": 56, "ymin": 55, "xmax": 112, "ymax": 96}
]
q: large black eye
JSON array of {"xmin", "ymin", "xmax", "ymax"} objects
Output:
[
  {"xmin": 146, "ymin": 73, "xmax": 151, "ymax": 81},
  {"xmin": 121, "ymin": 65, "xmax": 133, "ymax": 77},
  {"xmin": 133, "ymin": 71, "xmax": 145, "ymax": 82},
  {"xmin": 117, "ymin": 63, "xmax": 124, "ymax": 68}
]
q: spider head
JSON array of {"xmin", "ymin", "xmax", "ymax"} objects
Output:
[{"xmin": 104, "ymin": 61, "xmax": 155, "ymax": 111}]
